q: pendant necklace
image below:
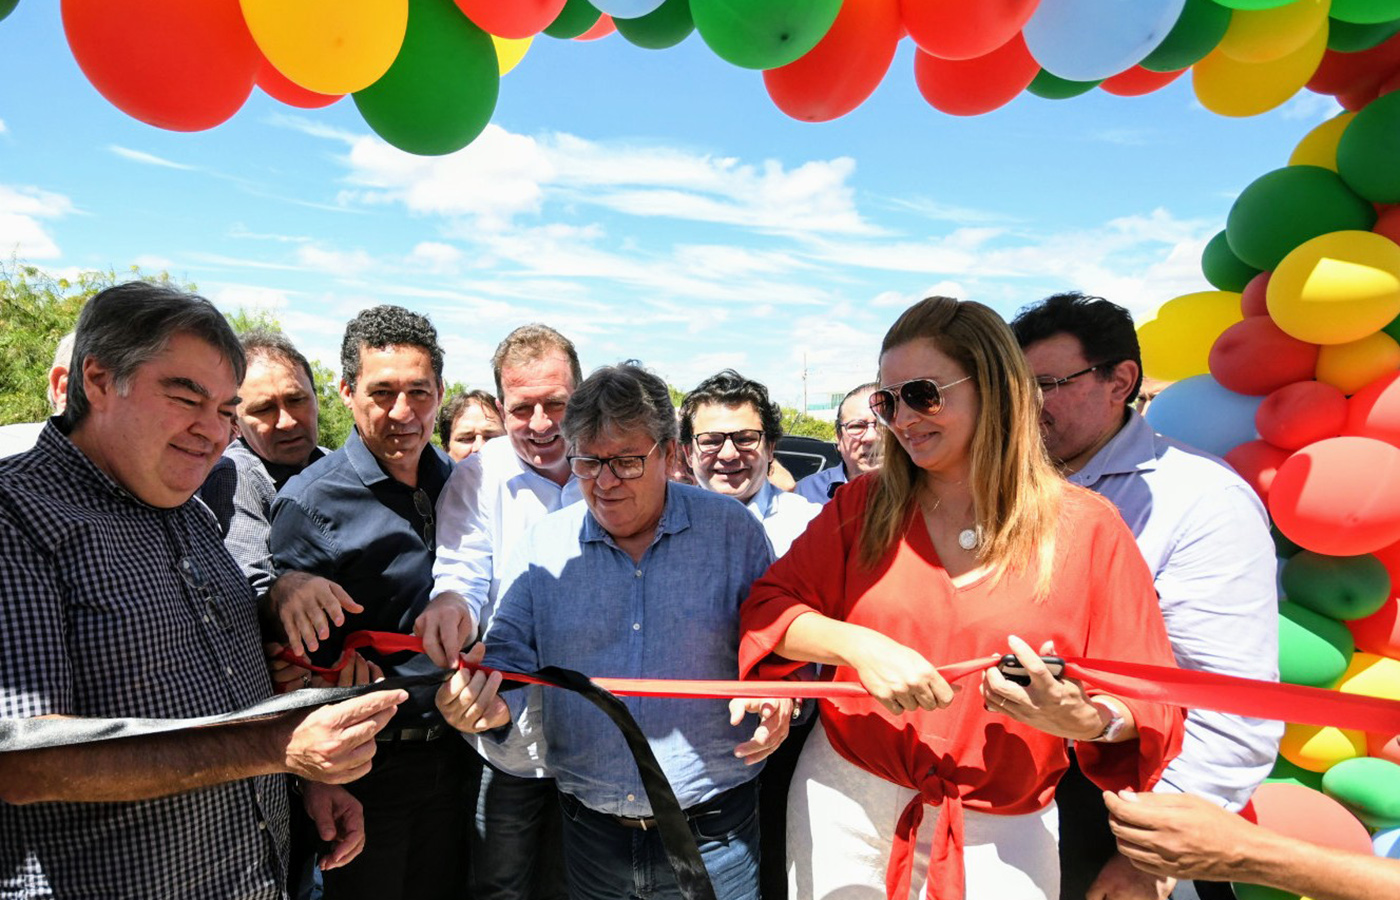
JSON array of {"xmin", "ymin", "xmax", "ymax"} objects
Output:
[{"xmin": 923, "ymin": 492, "xmax": 982, "ymax": 551}]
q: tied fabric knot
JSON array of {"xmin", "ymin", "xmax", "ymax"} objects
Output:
[{"xmin": 887, "ymin": 756, "xmax": 963, "ymax": 900}]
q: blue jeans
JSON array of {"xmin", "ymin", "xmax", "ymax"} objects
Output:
[
  {"xmin": 473, "ymin": 764, "xmax": 568, "ymax": 900},
  {"xmin": 558, "ymin": 779, "xmax": 761, "ymax": 900}
]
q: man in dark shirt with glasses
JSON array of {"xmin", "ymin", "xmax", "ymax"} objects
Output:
[{"xmin": 267, "ymin": 305, "xmax": 468, "ymax": 900}]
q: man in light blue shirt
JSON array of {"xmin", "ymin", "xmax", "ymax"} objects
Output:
[
  {"xmin": 793, "ymin": 382, "xmax": 881, "ymax": 505},
  {"xmin": 436, "ymin": 363, "xmax": 792, "ymax": 900},
  {"xmin": 1013, "ymin": 293, "xmax": 1281, "ymax": 900},
  {"xmin": 679, "ymin": 369, "xmax": 820, "ymax": 558}
]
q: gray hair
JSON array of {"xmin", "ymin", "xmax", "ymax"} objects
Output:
[
  {"xmin": 241, "ymin": 328, "xmax": 315, "ymax": 386},
  {"xmin": 65, "ymin": 283, "xmax": 245, "ymax": 427},
  {"xmin": 562, "ymin": 362, "xmax": 677, "ymax": 451},
  {"xmin": 837, "ymin": 381, "xmax": 879, "ymax": 427}
]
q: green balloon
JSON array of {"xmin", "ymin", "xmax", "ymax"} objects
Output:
[
  {"xmin": 1323, "ymin": 757, "xmax": 1400, "ymax": 827},
  {"xmin": 615, "ymin": 0, "xmax": 694, "ymax": 49},
  {"xmin": 1141, "ymin": 0, "xmax": 1233, "ymax": 73},
  {"xmin": 1273, "ymin": 524, "xmax": 1303, "ymax": 559},
  {"xmin": 1225, "ymin": 166, "xmax": 1377, "ymax": 271},
  {"xmin": 689, "ymin": 0, "xmax": 841, "ymax": 70},
  {"xmin": 1213, "ymin": 0, "xmax": 1299, "ymax": 8},
  {"xmin": 353, "ymin": 0, "xmax": 499, "ymax": 157},
  {"xmin": 1281, "ymin": 551, "xmax": 1391, "ymax": 621},
  {"xmin": 1266, "ymin": 755, "xmax": 1325, "ymax": 791},
  {"xmin": 1328, "ymin": 16, "xmax": 1400, "ymax": 51},
  {"xmin": 1231, "ymin": 883, "xmax": 1299, "ymax": 900},
  {"xmin": 0, "ymin": 0, "xmax": 17, "ymax": 24},
  {"xmin": 1384, "ymin": 310, "xmax": 1400, "ymax": 345},
  {"xmin": 1027, "ymin": 70, "xmax": 1102, "ymax": 100},
  {"xmin": 1332, "ymin": 0, "xmax": 1400, "ymax": 25},
  {"xmin": 1202, "ymin": 229, "xmax": 1260, "ymax": 292},
  {"xmin": 1278, "ymin": 601, "xmax": 1354, "ymax": 688},
  {"xmin": 1337, "ymin": 90, "xmax": 1400, "ymax": 204},
  {"xmin": 543, "ymin": 0, "xmax": 602, "ymax": 39}
]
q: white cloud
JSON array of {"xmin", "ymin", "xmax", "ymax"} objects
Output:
[
  {"xmin": 406, "ymin": 241, "xmax": 464, "ymax": 275},
  {"xmin": 0, "ymin": 184, "xmax": 73, "ymax": 259},
  {"xmin": 109, "ymin": 145, "xmax": 197, "ymax": 170},
  {"xmin": 229, "ymin": 224, "xmax": 311, "ymax": 244},
  {"xmin": 0, "ymin": 119, "xmax": 7, "ymax": 135},
  {"xmin": 1279, "ymin": 91, "xmax": 1343, "ymax": 123},
  {"xmin": 132, "ymin": 254, "xmax": 176, "ymax": 271},
  {"xmin": 295, "ymin": 245, "xmax": 375, "ymax": 276},
  {"xmin": 209, "ymin": 283, "xmax": 295, "ymax": 312}
]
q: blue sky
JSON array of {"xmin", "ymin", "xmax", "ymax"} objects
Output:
[{"xmin": 0, "ymin": 2, "xmax": 1341, "ymax": 411}]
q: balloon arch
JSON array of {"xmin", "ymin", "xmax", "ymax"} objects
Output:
[{"xmin": 17, "ymin": 0, "xmax": 1400, "ymax": 890}]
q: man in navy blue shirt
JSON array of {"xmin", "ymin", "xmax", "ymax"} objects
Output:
[
  {"xmin": 437, "ymin": 362, "xmax": 794, "ymax": 900},
  {"xmin": 267, "ymin": 305, "xmax": 469, "ymax": 900}
]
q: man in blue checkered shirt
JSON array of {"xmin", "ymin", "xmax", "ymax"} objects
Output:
[{"xmin": 0, "ymin": 282, "xmax": 407, "ymax": 899}]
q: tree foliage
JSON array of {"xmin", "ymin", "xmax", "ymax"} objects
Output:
[
  {"xmin": 782, "ymin": 408, "xmax": 836, "ymax": 441},
  {"xmin": 0, "ymin": 263, "xmax": 184, "ymax": 423}
]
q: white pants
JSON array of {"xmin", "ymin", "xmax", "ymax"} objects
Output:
[{"xmin": 787, "ymin": 720, "xmax": 1059, "ymax": 900}]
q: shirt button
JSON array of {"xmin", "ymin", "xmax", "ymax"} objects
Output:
[
  {"xmin": 632, "ymin": 623, "xmax": 640, "ymax": 631},
  {"xmin": 634, "ymin": 570, "xmax": 642, "ymax": 578},
  {"xmin": 225, "ymin": 666, "xmax": 234, "ymax": 677},
  {"xmin": 626, "ymin": 793, "xmax": 635, "ymax": 802},
  {"xmin": 202, "ymin": 615, "xmax": 211, "ymax": 624},
  {"xmin": 257, "ymin": 821, "xmax": 267, "ymax": 831}
]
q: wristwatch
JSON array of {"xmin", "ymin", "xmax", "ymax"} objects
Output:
[{"xmin": 1088, "ymin": 697, "xmax": 1127, "ymax": 742}]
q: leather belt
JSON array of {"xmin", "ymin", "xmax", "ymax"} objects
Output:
[
  {"xmin": 375, "ymin": 723, "xmax": 447, "ymax": 743},
  {"xmin": 607, "ymin": 782, "xmax": 744, "ymax": 831}
]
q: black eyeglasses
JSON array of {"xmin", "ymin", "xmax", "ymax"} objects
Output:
[
  {"xmin": 1035, "ymin": 361, "xmax": 1120, "ymax": 395},
  {"xmin": 568, "ymin": 442, "xmax": 659, "ymax": 480},
  {"xmin": 869, "ymin": 376, "xmax": 972, "ymax": 427},
  {"xmin": 693, "ymin": 430, "xmax": 764, "ymax": 454},
  {"xmin": 838, "ymin": 419, "xmax": 880, "ymax": 437},
  {"xmin": 412, "ymin": 488, "xmax": 435, "ymax": 546}
]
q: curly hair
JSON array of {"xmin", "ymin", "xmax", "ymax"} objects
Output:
[{"xmin": 340, "ymin": 305, "xmax": 444, "ymax": 390}]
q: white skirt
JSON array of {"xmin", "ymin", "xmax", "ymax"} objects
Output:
[{"xmin": 786, "ymin": 719, "xmax": 1060, "ymax": 900}]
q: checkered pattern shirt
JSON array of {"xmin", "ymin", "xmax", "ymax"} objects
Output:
[{"xmin": 0, "ymin": 422, "xmax": 288, "ymax": 899}]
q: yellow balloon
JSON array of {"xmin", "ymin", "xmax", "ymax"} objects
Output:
[
  {"xmin": 1279, "ymin": 722, "xmax": 1366, "ymax": 772},
  {"xmin": 240, "ymin": 0, "xmax": 408, "ymax": 96},
  {"xmin": 1268, "ymin": 230, "xmax": 1400, "ymax": 345},
  {"xmin": 493, "ymin": 35, "xmax": 532, "ymax": 76},
  {"xmin": 1289, "ymin": 112, "xmax": 1356, "ymax": 171},
  {"xmin": 1193, "ymin": 20, "xmax": 1329, "ymax": 118},
  {"xmin": 1336, "ymin": 651, "xmax": 1400, "ymax": 700},
  {"xmin": 1217, "ymin": 0, "xmax": 1330, "ymax": 64},
  {"xmin": 1315, "ymin": 331, "xmax": 1400, "ymax": 394},
  {"xmin": 1138, "ymin": 290, "xmax": 1244, "ymax": 382}
]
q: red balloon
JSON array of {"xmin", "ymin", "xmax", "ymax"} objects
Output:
[
  {"xmin": 1209, "ymin": 317, "xmax": 1320, "ymax": 396},
  {"xmin": 1240, "ymin": 783, "xmax": 1372, "ymax": 856},
  {"xmin": 1224, "ymin": 440, "xmax": 1291, "ymax": 505},
  {"xmin": 62, "ymin": 0, "xmax": 258, "ymax": 131},
  {"xmin": 576, "ymin": 14, "xmax": 616, "ymax": 40},
  {"xmin": 1346, "ymin": 372, "xmax": 1400, "ymax": 446},
  {"xmin": 764, "ymin": 0, "xmax": 901, "ymax": 123},
  {"xmin": 1241, "ymin": 270, "xmax": 1271, "ymax": 317},
  {"xmin": 1349, "ymin": 595, "xmax": 1400, "ymax": 657},
  {"xmin": 1270, "ymin": 436, "xmax": 1400, "ymax": 556},
  {"xmin": 1257, "ymin": 380, "xmax": 1348, "ymax": 450},
  {"xmin": 900, "ymin": 0, "xmax": 1038, "ymax": 61},
  {"xmin": 454, "ymin": 0, "xmax": 567, "ymax": 38},
  {"xmin": 256, "ymin": 55, "xmax": 342, "ymax": 110},
  {"xmin": 1100, "ymin": 66, "xmax": 1184, "ymax": 97},
  {"xmin": 1375, "ymin": 207, "xmax": 1400, "ymax": 245},
  {"xmin": 913, "ymin": 32, "xmax": 1039, "ymax": 117},
  {"xmin": 1308, "ymin": 32, "xmax": 1400, "ymax": 97},
  {"xmin": 1339, "ymin": 84, "xmax": 1381, "ymax": 111}
]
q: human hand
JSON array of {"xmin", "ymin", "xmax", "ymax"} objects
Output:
[
  {"xmin": 436, "ymin": 643, "xmax": 510, "ymax": 734},
  {"xmin": 266, "ymin": 642, "xmax": 311, "ymax": 695},
  {"xmin": 1086, "ymin": 849, "xmax": 1176, "ymax": 900},
  {"xmin": 729, "ymin": 697, "xmax": 793, "ymax": 765},
  {"xmin": 319, "ymin": 651, "xmax": 383, "ymax": 689},
  {"xmin": 981, "ymin": 635, "xmax": 1105, "ymax": 741},
  {"xmin": 1105, "ymin": 790, "xmax": 1255, "ymax": 882},
  {"xmin": 269, "ymin": 571, "xmax": 364, "ymax": 659},
  {"xmin": 279, "ymin": 689, "xmax": 406, "ymax": 783},
  {"xmin": 844, "ymin": 628, "xmax": 957, "ymax": 716},
  {"xmin": 301, "ymin": 782, "xmax": 366, "ymax": 871},
  {"xmin": 414, "ymin": 591, "xmax": 477, "ymax": 669}
]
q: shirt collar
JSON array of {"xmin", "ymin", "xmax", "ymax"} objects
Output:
[
  {"xmin": 746, "ymin": 479, "xmax": 780, "ymax": 519},
  {"xmin": 580, "ymin": 481, "xmax": 691, "ymax": 548},
  {"xmin": 343, "ymin": 427, "xmax": 446, "ymax": 491},
  {"xmin": 1068, "ymin": 409, "xmax": 1158, "ymax": 488},
  {"xmin": 233, "ymin": 436, "xmax": 325, "ymax": 488}
]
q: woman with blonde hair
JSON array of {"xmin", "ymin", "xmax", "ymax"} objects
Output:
[{"xmin": 739, "ymin": 297, "xmax": 1182, "ymax": 900}]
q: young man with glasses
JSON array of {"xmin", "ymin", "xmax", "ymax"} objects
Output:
[
  {"xmin": 266, "ymin": 306, "xmax": 469, "ymax": 900},
  {"xmin": 679, "ymin": 370, "xmax": 820, "ymax": 557},
  {"xmin": 1012, "ymin": 292, "xmax": 1280, "ymax": 900},
  {"xmin": 795, "ymin": 382, "xmax": 882, "ymax": 504},
  {"xmin": 435, "ymin": 362, "xmax": 791, "ymax": 900}
]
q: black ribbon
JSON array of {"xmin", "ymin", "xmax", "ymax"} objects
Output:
[{"xmin": 0, "ymin": 667, "xmax": 718, "ymax": 900}]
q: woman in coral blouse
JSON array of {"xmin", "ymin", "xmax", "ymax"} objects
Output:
[{"xmin": 739, "ymin": 297, "xmax": 1183, "ymax": 900}]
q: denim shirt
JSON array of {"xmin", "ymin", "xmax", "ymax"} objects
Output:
[{"xmin": 484, "ymin": 483, "xmax": 776, "ymax": 817}]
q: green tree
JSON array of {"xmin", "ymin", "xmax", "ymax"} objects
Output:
[
  {"xmin": 225, "ymin": 307, "xmax": 283, "ymax": 335},
  {"xmin": 311, "ymin": 359, "xmax": 355, "ymax": 449},
  {"xmin": 781, "ymin": 407, "xmax": 835, "ymax": 441},
  {"xmin": 0, "ymin": 263, "xmax": 184, "ymax": 423}
]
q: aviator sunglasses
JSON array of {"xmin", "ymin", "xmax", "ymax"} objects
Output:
[{"xmin": 869, "ymin": 375, "xmax": 972, "ymax": 427}]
